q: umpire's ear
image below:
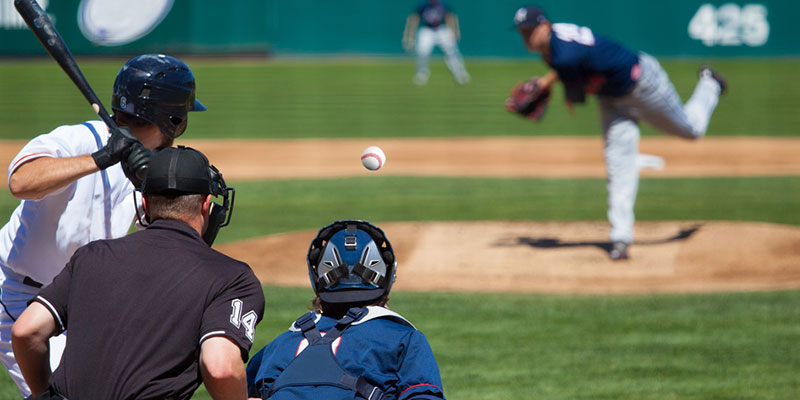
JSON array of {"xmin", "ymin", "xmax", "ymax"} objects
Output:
[
  {"xmin": 200, "ymin": 193, "xmax": 213, "ymax": 232},
  {"xmin": 200, "ymin": 194, "xmax": 212, "ymax": 219}
]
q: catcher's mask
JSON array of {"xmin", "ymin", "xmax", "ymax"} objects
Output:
[
  {"xmin": 137, "ymin": 146, "xmax": 235, "ymax": 246},
  {"xmin": 112, "ymin": 54, "xmax": 206, "ymax": 139},
  {"xmin": 307, "ymin": 220, "xmax": 396, "ymax": 304}
]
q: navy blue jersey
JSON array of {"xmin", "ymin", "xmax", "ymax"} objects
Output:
[
  {"xmin": 547, "ymin": 23, "xmax": 640, "ymax": 98},
  {"xmin": 247, "ymin": 307, "xmax": 445, "ymax": 399},
  {"xmin": 417, "ymin": 1, "xmax": 450, "ymax": 28}
]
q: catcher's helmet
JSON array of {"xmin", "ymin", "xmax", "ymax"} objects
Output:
[
  {"xmin": 112, "ymin": 54, "xmax": 206, "ymax": 139},
  {"xmin": 307, "ymin": 220, "xmax": 396, "ymax": 304}
]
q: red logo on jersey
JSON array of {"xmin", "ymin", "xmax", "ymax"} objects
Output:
[
  {"xmin": 584, "ymin": 75, "xmax": 606, "ymax": 94},
  {"xmin": 631, "ymin": 64, "xmax": 642, "ymax": 81}
]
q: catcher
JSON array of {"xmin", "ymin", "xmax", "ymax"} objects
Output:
[
  {"xmin": 508, "ymin": 5, "xmax": 726, "ymax": 260},
  {"xmin": 246, "ymin": 220, "xmax": 445, "ymax": 400}
]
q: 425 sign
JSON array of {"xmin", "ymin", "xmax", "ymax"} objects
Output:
[{"xmin": 688, "ymin": 3, "xmax": 769, "ymax": 47}]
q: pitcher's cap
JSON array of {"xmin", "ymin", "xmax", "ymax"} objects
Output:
[{"xmin": 513, "ymin": 6, "xmax": 547, "ymax": 30}]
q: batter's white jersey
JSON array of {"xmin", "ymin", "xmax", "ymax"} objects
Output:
[
  {"xmin": 0, "ymin": 120, "xmax": 136, "ymax": 285},
  {"xmin": 0, "ymin": 120, "xmax": 139, "ymax": 396}
]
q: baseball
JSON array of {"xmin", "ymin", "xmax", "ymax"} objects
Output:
[{"xmin": 361, "ymin": 146, "xmax": 386, "ymax": 171}]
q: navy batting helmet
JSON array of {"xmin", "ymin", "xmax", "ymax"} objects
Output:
[
  {"xmin": 112, "ymin": 54, "xmax": 206, "ymax": 139},
  {"xmin": 307, "ymin": 220, "xmax": 396, "ymax": 304}
]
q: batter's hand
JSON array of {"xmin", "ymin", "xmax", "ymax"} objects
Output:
[
  {"xmin": 121, "ymin": 143, "xmax": 151, "ymax": 189},
  {"xmin": 505, "ymin": 77, "xmax": 551, "ymax": 122},
  {"xmin": 91, "ymin": 126, "xmax": 142, "ymax": 170}
]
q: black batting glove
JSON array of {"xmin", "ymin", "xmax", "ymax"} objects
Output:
[
  {"xmin": 91, "ymin": 126, "xmax": 141, "ymax": 170},
  {"xmin": 121, "ymin": 143, "xmax": 151, "ymax": 189}
]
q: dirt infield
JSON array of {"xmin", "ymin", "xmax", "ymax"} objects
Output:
[
  {"xmin": 218, "ymin": 220, "xmax": 800, "ymax": 294},
  {"xmin": 3, "ymin": 136, "xmax": 798, "ymax": 293},
  {"xmin": 174, "ymin": 136, "xmax": 800, "ymax": 180},
  {"xmin": 189, "ymin": 136, "xmax": 799, "ymax": 294}
]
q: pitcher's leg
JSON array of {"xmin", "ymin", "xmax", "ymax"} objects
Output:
[
  {"xmin": 633, "ymin": 53, "xmax": 719, "ymax": 139},
  {"xmin": 683, "ymin": 69, "xmax": 722, "ymax": 137},
  {"xmin": 603, "ymin": 112, "xmax": 640, "ymax": 247}
]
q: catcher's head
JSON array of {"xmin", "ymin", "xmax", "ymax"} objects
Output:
[
  {"xmin": 112, "ymin": 54, "xmax": 206, "ymax": 140},
  {"xmin": 307, "ymin": 220, "xmax": 396, "ymax": 305}
]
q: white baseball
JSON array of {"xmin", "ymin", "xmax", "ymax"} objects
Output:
[{"xmin": 361, "ymin": 146, "xmax": 386, "ymax": 171}]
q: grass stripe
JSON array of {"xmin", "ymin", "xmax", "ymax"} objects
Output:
[
  {"xmin": 0, "ymin": 176, "xmax": 795, "ymax": 244},
  {"xmin": 0, "ymin": 59, "xmax": 798, "ymax": 139},
  {"xmin": 221, "ymin": 176, "xmax": 800, "ymax": 242}
]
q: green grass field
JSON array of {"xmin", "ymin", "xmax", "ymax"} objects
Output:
[
  {"xmin": 192, "ymin": 287, "xmax": 798, "ymax": 400},
  {"xmin": 0, "ymin": 58, "xmax": 798, "ymax": 398},
  {"xmin": 0, "ymin": 58, "xmax": 799, "ymax": 139}
]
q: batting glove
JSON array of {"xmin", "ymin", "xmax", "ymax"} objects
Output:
[
  {"xmin": 91, "ymin": 126, "xmax": 142, "ymax": 170},
  {"xmin": 121, "ymin": 143, "xmax": 151, "ymax": 189}
]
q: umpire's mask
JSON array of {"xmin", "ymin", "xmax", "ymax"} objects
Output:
[{"xmin": 139, "ymin": 146, "xmax": 235, "ymax": 246}]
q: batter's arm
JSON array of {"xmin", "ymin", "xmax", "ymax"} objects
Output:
[
  {"xmin": 11, "ymin": 302, "xmax": 59, "ymax": 396},
  {"xmin": 8, "ymin": 155, "xmax": 100, "ymax": 200},
  {"xmin": 403, "ymin": 14, "xmax": 420, "ymax": 51},
  {"xmin": 200, "ymin": 336, "xmax": 248, "ymax": 400}
]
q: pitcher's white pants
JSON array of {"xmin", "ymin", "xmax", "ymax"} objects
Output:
[{"xmin": 599, "ymin": 53, "xmax": 721, "ymax": 243}]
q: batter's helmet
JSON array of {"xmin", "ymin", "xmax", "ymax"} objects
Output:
[
  {"xmin": 307, "ymin": 220, "xmax": 396, "ymax": 304},
  {"xmin": 112, "ymin": 54, "xmax": 206, "ymax": 139}
]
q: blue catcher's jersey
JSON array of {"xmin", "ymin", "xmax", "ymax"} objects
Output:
[
  {"xmin": 547, "ymin": 23, "xmax": 640, "ymax": 98},
  {"xmin": 247, "ymin": 307, "xmax": 445, "ymax": 400},
  {"xmin": 417, "ymin": 1, "xmax": 450, "ymax": 28}
]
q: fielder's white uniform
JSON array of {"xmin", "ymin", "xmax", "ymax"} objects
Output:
[
  {"xmin": 412, "ymin": 1, "xmax": 469, "ymax": 85},
  {"xmin": 0, "ymin": 121, "xmax": 136, "ymax": 396}
]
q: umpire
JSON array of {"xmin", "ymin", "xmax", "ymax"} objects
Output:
[{"xmin": 11, "ymin": 146, "xmax": 265, "ymax": 400}]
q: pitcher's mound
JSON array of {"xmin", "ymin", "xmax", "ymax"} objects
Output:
[{"xmin": 218, "ymin": 221, "xmax": 800, "ymax": 294}]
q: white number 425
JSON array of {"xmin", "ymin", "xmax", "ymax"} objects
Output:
[
  {"xmin": 688, "ymin": 3, "xmax": 769, "ymax": 47},
  {"xmin": 230, "ymin": 299, "xmax": 257, "ymax": 342}
]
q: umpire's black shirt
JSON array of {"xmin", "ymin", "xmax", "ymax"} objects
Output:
[{"xmin": 34, "ymin": 218, "xmax": 265, "ymax": 400}]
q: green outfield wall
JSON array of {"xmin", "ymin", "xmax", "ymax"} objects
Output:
[{"xmin": 0, "ymin": 0, "xmax": 796, "ymax": 57}]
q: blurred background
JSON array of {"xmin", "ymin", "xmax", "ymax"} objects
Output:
[
  {"xmin": 1, "ymin": 0, "xmax": 797, "ymax": 140},
  {"xmin": 1, "ymin": 0, "xmax": 794, "ymax": 57}
]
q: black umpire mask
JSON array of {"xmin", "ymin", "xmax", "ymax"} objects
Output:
[{"xmin": 138, "ymin": 146, "xmax": 235, "ymax": 246}]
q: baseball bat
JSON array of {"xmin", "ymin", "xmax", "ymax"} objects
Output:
[{"xmin": 14, "ymin": 0, "xmax": 147, "ymax": 179}]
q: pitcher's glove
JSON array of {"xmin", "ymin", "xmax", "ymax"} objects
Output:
[{"xmin": 505, "ymin": 78, "xmax": 551, "ymax": 121}]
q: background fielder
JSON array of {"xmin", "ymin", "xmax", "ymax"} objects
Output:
[
  {"xmin": 512, "ymin": 5, "xmax": 726, "ymax": 260},
  {"xmin": 402, "ymin": 0, "xmax": 470, "ymax": 86},
  {"xmin": 0, "ymin": 54, "xmax": 204, "ymax": 397}
]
